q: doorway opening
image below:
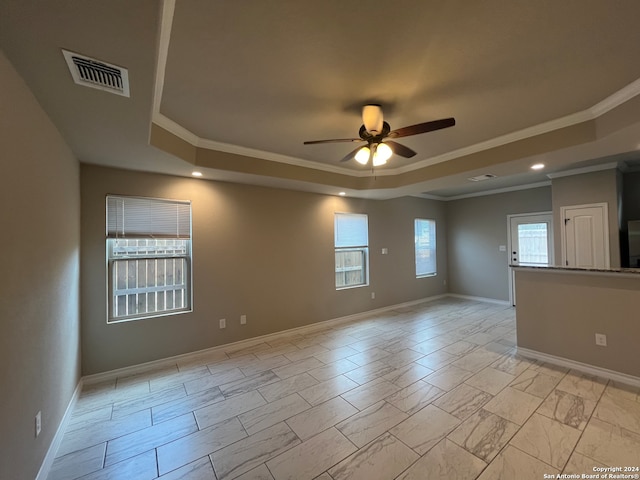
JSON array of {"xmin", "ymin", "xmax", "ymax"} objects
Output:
[{"xmin": 507, "ymin": 212, "xmax": 554, "ymax": 306}]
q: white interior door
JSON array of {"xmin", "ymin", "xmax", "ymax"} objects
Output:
[
  {"xmin": 561, "ymin": 203, "xmax": 609, "ymax": 269},
  {"xmin": 508, "ymin": 213, "xmax": 553, "ymax": 306}
]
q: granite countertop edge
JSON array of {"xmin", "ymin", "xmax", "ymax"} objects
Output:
[{"xmin": 510, "ymin": 265, "xmax": 640, "ymax": 276}]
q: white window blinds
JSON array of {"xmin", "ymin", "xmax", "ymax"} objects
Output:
[
  {"xmin": 335, "ymin": 213, "xmax": 368, "ymax": 247},
  {"xmin": 415, "ymin": 218, "xmax": 436, "ymax": 276},
  {"xmin": 106, "ymin": 195, "xmax": 191, "ymax": 239}
]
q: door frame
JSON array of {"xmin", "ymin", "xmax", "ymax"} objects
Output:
[
  {"xmin": 507, "ymin": 211, "xmax": 554, "ymax": 306},
  {"xmin": 560, "ymin": 203, "xmax": 610, "ymax": 268}
]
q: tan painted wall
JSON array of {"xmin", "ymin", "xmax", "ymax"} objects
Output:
[
  {"xmin": 80, "ymin": 165, "xmax": 448, "ymax": 374},
  {"xmin": 551, "ymin": 168, "xmax": 621, "ymax": 268},
  {"xmin": 515, "ymin": 269, "xmax": 640, "ymax": 377},
  {"xmin": 446, "ymin": 186, "xmax": 552, "ymax": 301},
  {"xmin": 0, "ymin": 51, "xmax": 81, "ymax": 479}
]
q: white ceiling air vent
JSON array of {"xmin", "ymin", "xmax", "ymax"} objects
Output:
[
  {"xmin": 467, "ymin": 174, "xmax": 497, "ymax": 182},
  {"xmin": 62, "ymin": 49, "xmax": 130, "ymax": 97}
]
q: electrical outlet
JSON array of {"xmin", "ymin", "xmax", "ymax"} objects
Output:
[
  {"xmin": 371, "ymin": 292, "xmax": 375, "ymax": 299},
  {"xmin": 219, "ymin": 318, "xmax": 226, "ymax": 329},
  {"xmin": 240, "ymin": 315, "xmax": 246, "ymax": 325},
  {"xmin": 595, "ymin": 333, "xmax": 607, "ymax": 346},
  {"xmin": 35, "ymin": 411, "xmax": 41, "ymax": 438}
]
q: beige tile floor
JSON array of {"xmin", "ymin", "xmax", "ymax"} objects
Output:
[{"xmin": 48, "ymin": 298, "xmax": 640, "ymax": 480}]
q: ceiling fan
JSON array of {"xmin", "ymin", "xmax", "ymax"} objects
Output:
[{"xmin": 303, "ymin": 104, "xmax": 455, "ymax": 166}]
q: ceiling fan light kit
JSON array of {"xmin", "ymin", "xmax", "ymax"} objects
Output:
[
  {"xmin": 354, "ymin": 142, "xmax": 392, "ymax": 166},
  {"xmin": 372, "ymin": 142, "xmax": 392, "ymax": 166},
  {"xmin": 303, "ymin": 104, "xmax": 455, "ymax": 167},
  {"xmin": 355, "ymin": 146, "xmax": 371, "ymax": 165}
]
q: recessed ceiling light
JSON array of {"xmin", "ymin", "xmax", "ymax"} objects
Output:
[
  {"xmin": 192, "ymin": 171, "xmax": 203, "ymax": 177},
  {"xmin": 338, "ymin": 192, "xmax": 346, "ymax": 196},
  {"xmin": 531, "ymin": 163, "xmax": 545, "ymax": 170}
]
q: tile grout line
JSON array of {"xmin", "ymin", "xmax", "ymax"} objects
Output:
[
  {"xmin": 558, "ymin": 377, "xmax": 613, "ymax": 473},
  {"xmin": 477, "ymin": 364, "xmax": 571, "ymax": 475}
]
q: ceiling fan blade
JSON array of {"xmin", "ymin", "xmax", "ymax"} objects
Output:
[
  {"xmin": 303, "ymin": 138, "xmax": 362, "ymax": 145},
  {"xmin": 385, "ymin": 140, "xmax": 416, "ymax": 158},
  {"xmin": 340, "ymin": 146, "xmax": 364, "ymax": 162},
  {"xmin": 389, "ymin": 117, "xmax": 455, "ymax": 138}
]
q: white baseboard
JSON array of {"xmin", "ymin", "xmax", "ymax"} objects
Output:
[
  {"xmin": 36, "ymin": 379, "xmax": 83, "ymax": 480},
  {"xmin": 446, "ymin": 293, "xmax": 511, "ymax": 306},
  {"xmin": 517, "ymin": 347, "xmax": 640, "ymax": 388},
  {"xmin": 84, "ymin": 294, "xmax": 450, "ymax": 385}
]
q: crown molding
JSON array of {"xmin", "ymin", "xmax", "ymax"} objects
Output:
[
  {"xmin": 154, "ymin": 113, "xmax": 371, "ymax": 177},
  {"xmin": 196, "ymin": 135, "xmax": 367, "ymax": 177},
  {"xmin": 153, "ymin": 113, "xmax": 200, "ymax": 146},
  {"xmin": 152, "ymin": 0, "xmax": 175, "ymax": 117},
  {"xmin": 153, "ymin": 1, "xmax": 640, "ymax": 178},
  {"xmin": 411, "ymin": 193, "xmax": 448, "ymax": 201},
  {"xmin": 399, "ymin": 77, "xmax": 640, "ymax": 174},
  {"xmin": 392, "ymin": 110, "xmax": 595, "ymax": 175},
  {"xmin": 590, "ymin": 76, "xmax": 640, "ymax": 117},
  {"xmin": 546, "ymin": 162, "xmax": 619, "ymax": 179},
  {"xmin": 444, "ymin": 181, "xmax": 552, "ymax": 201},
  {"xmin": 412, "ymin": 181, "xmax": 551, "ymax": 202}
]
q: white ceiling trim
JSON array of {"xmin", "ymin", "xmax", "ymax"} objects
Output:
[
  {"xmin": 153, "ymin": 113, "xmax": 373, "ymax": 176},
  {"xmin": 154, "ymin": 112, "xmax": 199, "ymax": 146},
  {"xmin": 152, "ymin": 0, "xmax": 640, "ymax": 178},
  {"xmin": 152, "ymin": 0, "xmax": 175, "ymax": 117},
  {"xmin": 389, "ymin": 110, "xmax": 594, "ymax": 174},
  {"xmin": 411, "ymin": 180, "xmax": 551, "ymax": 202},
  {"xmin": 412, "ymin": 193, "xmax": 448, "ymax": 201},
  {"xmin": 546, "ymin": 162, "xmax": 619, "ymax": 179},
  {"xmin": 196, "ymin": 135, "xmax": 373, "ymax": 177},
  {"xmin": 443, "ymin": 181, "xmax": 552, "ymax": 201},
  {"xmin": 393, "ymin": 78, "xmax": 640, "ymax": 174},
  {"xmin": 412, "ymin": 181, "xmax": 552, "ymax": 201},
  {"xmin": 591, "ymin": 77, "xmax": 640, "ymax": 117}
]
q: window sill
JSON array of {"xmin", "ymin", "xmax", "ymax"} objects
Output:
[
  {"xmin": 336, "ymin": 283, "xmax": 369, "ymax": 291},
  {"xmin": 107, "ymin": 307, "xmax": 192, "ymax": 324}
]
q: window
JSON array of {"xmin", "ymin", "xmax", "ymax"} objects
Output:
[
  {"xmin": 334, "ymin": 212, "xmax": 369, "ymax": 289},
  {"xmin": 517, "ymin": 223, "xmax": 549, "ymax": 265},
  {"xmin": 415, "ymin": 218, "xmax": 436, "ymax": 277},
  {"xmin": 106, "ymin": 195, "xmax": 192, "ymax": 322}
]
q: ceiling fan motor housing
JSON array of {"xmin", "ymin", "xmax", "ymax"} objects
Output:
[{"xmin": 359, "ymin": 122, "xmax": 391, "ymax": 143}]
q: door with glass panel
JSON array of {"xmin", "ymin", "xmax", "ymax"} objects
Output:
[{"xmin": 508, "ymin": 213, "xmax": 553, "ymax": 306}]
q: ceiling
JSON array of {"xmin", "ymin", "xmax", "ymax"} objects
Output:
[{"xmin": 2, "ymin": 0, "xmax": 640, "ymax": 199}]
